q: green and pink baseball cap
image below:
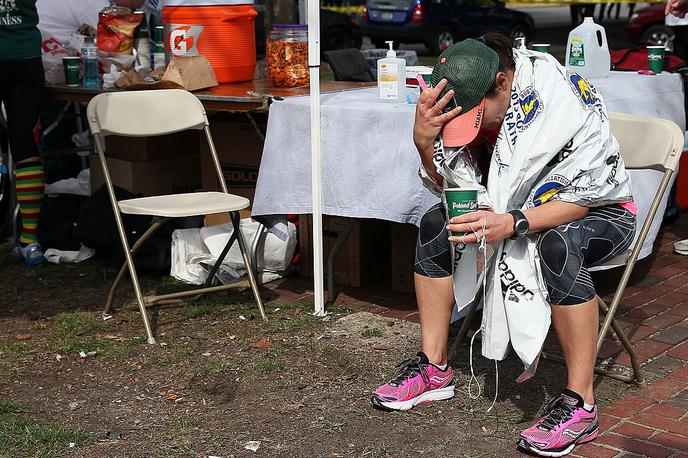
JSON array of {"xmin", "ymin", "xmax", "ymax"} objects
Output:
[{"xmin": 430, "ymin": 39, "xmax": 499, "ymax": 147}]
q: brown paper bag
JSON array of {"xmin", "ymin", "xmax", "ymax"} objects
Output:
[{"xmin": 162, "ymin": 56, "xmax": 218, "ymax": 92}]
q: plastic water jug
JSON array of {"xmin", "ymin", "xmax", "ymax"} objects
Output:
[{"xmin": 565, "ymin": 17, "xmax": 610, "ymax": 79}]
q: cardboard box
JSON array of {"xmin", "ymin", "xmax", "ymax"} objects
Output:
[
  {"xmin": 104, "ymin": 130, "xmax": 200, "ymax": 163},
  {"xmin": 299, "ymin": 215, "xmax": 390, "ymax": 288},
  {"xmin": 89, "ymin": 154, "xmax": 201, "ymax": 196},
  {"xmin": 391, "ymin": 223, "xmax": 418, "ymax": 293},
  {"xmin": 200, "ymin": 113, "xmax": 267, "ymax": 223}
]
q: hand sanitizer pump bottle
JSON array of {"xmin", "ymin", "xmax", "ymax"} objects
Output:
[{"xmin": 377, "ymin": 41, "xmax": 406, "ymax": 103}]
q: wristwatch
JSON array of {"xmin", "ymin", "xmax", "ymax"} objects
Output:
[{"xmin": 508, "ymin": 210, "xmax": 529, "ymax": 240}]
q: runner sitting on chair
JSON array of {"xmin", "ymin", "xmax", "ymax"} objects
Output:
[{"xmin": 370, "ymin": 33, "xmax": 637, "ymax": 458}]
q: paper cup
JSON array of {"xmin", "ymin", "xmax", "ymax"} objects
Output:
[
  {"xmin": 445, "ymin": 188, "xmax": 478, "ymax": 237},
  {"xmin": 532, "ymin": 43, "xmax": 550, "ymax": 53},
  {"xmin": 647, "ymin": 46, "xmax": 666, "ymax": 74},
  {"xmin": 63, "ymin": 57, "xmax": 80, "ymax": 86}
]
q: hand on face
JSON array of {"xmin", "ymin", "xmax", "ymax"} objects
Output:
[
  {"xmin": 413, "ymin": 79, "xmax": 463, "ymax": 150},
  {"xmin": 666, "ymin": 0, "xmax": 688, "ymax": 18},
  {"xmin": 447, "ymin": 210, "xmax": 514, "ymax": 244}
]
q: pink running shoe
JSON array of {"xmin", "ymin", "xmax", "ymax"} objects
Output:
[
  {"xmin": 518, "ymin": 389, "xmax": 599, "ymax": 457},
  {"xmin": 371, "ymin": 352, "xmax": 455, "ymax": 411}
]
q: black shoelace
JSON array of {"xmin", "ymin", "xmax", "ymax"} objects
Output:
[
  {"xmin": 538, "ymin": 397, "xmax": 577, "ymax": 431},
  {"xmin": 390, "ymin": 357, "xmax": 428, "ymax": 386}
]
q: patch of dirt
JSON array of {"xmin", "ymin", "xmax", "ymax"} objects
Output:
[{"xmin": 0, "ymin": 249, "xmax": 637, "ymax": 457}]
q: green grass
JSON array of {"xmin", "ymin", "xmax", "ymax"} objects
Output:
[
  {"xmin": 49, "ymin": 311, "xmax": 144, "ymax": 357},
  {"xmin": 0, "ymin": 399, "xmax": 92, "ymax": 457},
  {"xmin": 1, "ymin": 366, "xmax": 21, "ymax": 383},
  {"xmin": 266, "ymin": 303, "xmax": 320, "ymax": 333},
  {"xmin": 362, "ymin": 327, "xmax": 383, "ymax": 338},
  {"xmin": 101, "ymin": 336, "xmax": 144, "ymax": 357},
  {"xmin": 252, "ymin": 347, "xmax": 286, "ymax": 375},
  {"xmin": 161, "ymin": 349, "xmax": 191, "ymax": 366},
  {"xmin": 181, "ymin": 304, "xmax": 217, "ymax": 319},
  {"xmin": 0, "ymin": 342, "xmax": 28, "ymax": 356},
  {"xmin": 193, "ymin": 357, "xmax": 234, "ymax": 378}
]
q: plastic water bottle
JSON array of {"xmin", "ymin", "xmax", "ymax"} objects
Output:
[
  {"xmin": 134, "ymin": 11, "xmax": 152, "ymax": 72},
  {"xmin": 153, "ymin": 25, "xmax": 166, "ymax": 70},
  {"xmin": 81, "ymin": 36, "xmax": 100, "ymax": 88},
  {"xmin": 565, "ymin": 17, "xmax": 610, "ymax": 79}
]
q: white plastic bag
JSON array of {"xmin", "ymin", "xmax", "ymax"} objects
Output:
[{"xmin": 41, "ymin": 32, "xmax": 73, "ymax": 84}]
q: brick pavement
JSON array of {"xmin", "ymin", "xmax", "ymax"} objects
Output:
[{"xmin": 263, "ymin": 212, "xmax": 688, "ymax": 457}]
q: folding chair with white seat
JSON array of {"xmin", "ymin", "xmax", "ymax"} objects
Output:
[
  {"xmin": 86, "ymin": 89, "xmax": 267, "ymax": 344},
  {"xmin": 449, "ymin": 112, "xmax": 684, "ymax": 387}
]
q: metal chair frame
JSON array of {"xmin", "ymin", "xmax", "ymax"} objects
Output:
[
  {"xmin": 87, "ymin": 90, "xmax": 266, "ymax": 344},
  {"xmin": 449, "ymin": 112, "xmax": 684, "ymax": 388}
]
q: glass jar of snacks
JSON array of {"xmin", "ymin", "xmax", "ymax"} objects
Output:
[{"xmin": 266, "ymin": 25, "xmax": 309, "ymax": 88}]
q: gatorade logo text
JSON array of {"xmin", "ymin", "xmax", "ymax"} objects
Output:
[
  {"xmin": 498, "ymin": 251, "xmax": 534, "ymax": 303},
  {"xmin": 169, "ymin": 25, "xmax": 203, "ymax": 56}
]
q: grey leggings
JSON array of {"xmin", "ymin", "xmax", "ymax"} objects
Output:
[{"xmin": 414, "ymin": 203, "xmax": 636, "ymax": 305}]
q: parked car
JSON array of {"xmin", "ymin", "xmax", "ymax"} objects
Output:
[
  {"xmin": 626, "ymin": 4, "xmax": 674, "ymax": 46},
  {"xmin": 254, "ymin": 2, "xmax": 362, "ymax": 57},
  {"xmin": 360, "ymin": 0, "xmax": 534, "ymax": 55}
]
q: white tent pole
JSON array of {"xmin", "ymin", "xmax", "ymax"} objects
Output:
[{"xmin": 307, "ymin": 0, "xmax": 325, "ymax": 316}]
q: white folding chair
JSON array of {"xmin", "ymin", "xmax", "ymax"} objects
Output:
[
  {"xmin": 450, "ymin": 112, "xmax": 683, "ymax": 387},
  {"xmin": 87, "ymin": 89, "xmax": 267, "ymax": 344}
]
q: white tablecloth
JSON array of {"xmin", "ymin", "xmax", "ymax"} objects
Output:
[{"xmin": 253, "ymin": 71, "xmax": 685, "ymax": 261}]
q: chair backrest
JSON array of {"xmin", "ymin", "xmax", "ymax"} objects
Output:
[
  {"xmin": 87, "ymin": 89, "xmax": 229, "ymax": 194},
  {"xmin": 324, "ymin": 48, "xmax": 375, "ymax": 83},
  {"xmin": 86, "ymin": 89, "xmax": 208, "ymax": 137},
  {"xmin": 610, "ymin": 112, "xmax": 683, "ymax": 173},
  {"xmin": 597, "ymin": 112, "xmax": 683, "ymax": 268}
]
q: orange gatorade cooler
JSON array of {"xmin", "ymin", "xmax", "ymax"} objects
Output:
[{"xmin": 163, "ymin": 0, "xmax": 257, "ymax": 83}]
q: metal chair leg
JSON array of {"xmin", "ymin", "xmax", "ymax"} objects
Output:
[
  {"xmin": 203, "ymin": 230, "xmax": 238, "ymax": 288},
  {"xmin": 230, "ymin": 211, "xmax": 267, "ymax": 321},
  {"xmin": 597, "ymin": 297, "xmax": 645, "ymax": 386},
  {"xmin": 104, "ymin": 218, "xmax": 169, "ymax": 314},
  {"xmin": 114, "ymin": 222, "xmax": 156, "ymax": 344}
]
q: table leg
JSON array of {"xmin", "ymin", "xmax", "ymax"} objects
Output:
[
  {"xmin": 72, "ymin": 102, "xmax": 88, "ymax": 169},
  {"xmin": 245, "ymin": 113, "xmax": 266, "ymax": 143},
  {"xmin": 327, "ymin": 219, "xmax": 355, "ymax": 303}
]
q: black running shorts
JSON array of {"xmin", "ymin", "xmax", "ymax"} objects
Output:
[{"xmin": 414, "ymin": 203, "xmax": 636, "ymax": 306}]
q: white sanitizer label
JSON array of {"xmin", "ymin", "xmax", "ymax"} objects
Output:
[{"xmin": 379, "ymin": 62, "xmax": 398, "ymax": 100}]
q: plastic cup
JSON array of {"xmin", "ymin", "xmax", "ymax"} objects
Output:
[
  {"xmin": 445, "ymin": 188, "xmax": 478, "ymax": 236},
  {"xmin": 62, "ymin": 57, "xmax": 80, "ymax": 86},
  {"xmin": 647, "ymin": 46, "xmax": 666, "ymax": 74},
  {"xmin": 532, "ymin": 43, "xmax": 550, "ymax": 53}
]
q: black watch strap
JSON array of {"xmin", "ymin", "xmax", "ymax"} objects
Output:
[{"xmin": 508, "ymin": 209, "xmax": 529, "ymax": 240}]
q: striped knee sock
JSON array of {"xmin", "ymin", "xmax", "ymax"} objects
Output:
[{"xmin": 15, "ymin": 160, "xmax": 44, "ymax": 246}]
